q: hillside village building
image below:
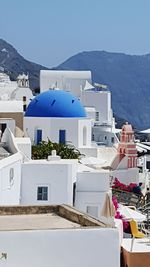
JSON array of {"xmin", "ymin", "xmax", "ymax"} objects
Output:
[
  {"xmin": 0, "ymin": 101, "xmax": 23, "ymax": 131},
  {"xmin": 40, "ymin": 70, "xmax": 119, "ymax": 147},
  {"xmin": 0, "ymin": 126, "xmax": 110, "ymax": 219},
  {"xmin": 0, "ymin": 69, "xmax": 145, "ymax": 266},
  {"xmin": 0, "ymin": 93, "xmax": 139, "ymax": 223},
  {"xmin": 0, "ymin": 72, "xmax": 34, "ymax": 134},
  {"xmin": 40, "ymin": 70, "xmax": 92, "ymax": 97},
  {"xmin": 0, "ymin": 72, "xmax": 33, "ymax": 110},
  {"xmin": 0, "ymin": 76, "xmax": 141, "ymax": 209},
  {"xmin": 0, "ymin": 51, "xmax": 150, "ymax": 267},
  {"xmin": 0, "ymin": 72, "xmax": 17, "ymax": 99}
]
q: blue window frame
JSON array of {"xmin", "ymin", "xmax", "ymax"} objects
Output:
[
  {"xmin": 59, "ymin": 129, "xmax": 66, "ymax": 144},
  {"xmin": 36, "ymin": 129, "xmax": 42, "ymax": 145}
]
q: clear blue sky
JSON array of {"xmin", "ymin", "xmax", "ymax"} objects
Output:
[{"xmin": 1, "ymin": 0, "xmax": 150, "ymax": 67}]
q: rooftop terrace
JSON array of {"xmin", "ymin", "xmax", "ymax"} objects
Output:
[{"xmin": 0, "ymin": 205, "xmax": 110, "ymax": 231}]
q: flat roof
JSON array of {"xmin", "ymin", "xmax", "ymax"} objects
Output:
[
  {"xmin": 77, "ymin": 163, "xmax": 99, "ymax": 172},
  {"xmin": 0, "ymin": 205, "xmax": 110, "ymax": 231},
  {"xmin": 0, "ymin": 213, "xmax": 80, "ymax": 231}
]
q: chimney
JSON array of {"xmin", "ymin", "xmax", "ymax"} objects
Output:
[{"xmin": 47, "ymin": 150, "xmax": 61, "ymax": 161}]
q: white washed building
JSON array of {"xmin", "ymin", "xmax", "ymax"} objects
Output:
[
  {"xmin": 0, "ymin": 124, "xmax": 110, "ymax": 217},
  {"xmin": 40, "ymin": 70, "xmax": 119, "ymax": 147},
  {"xmin": 0, "ymin": 205, "xmax": 120, "ymax": 267},
  {"xmin": 0, "ymin": 72, "xmax": 33, "ymax": 110},
  {"xmin": 75, "ymin": 165, "xmax": 110, "ymax": 219},
  {"xmin": 0, "ymin": 128, "xmax": 22, "ymax": 205},
  {"xmin": 40, "ymin": 70, "xmax": 92, "ymax": 97},
  {"xmin": 21, "ymin": 158, "xmax": 77, "ymax": 205},
  {"xmin": 24, "ymin": 89, "xmax": 92, "ymax": 149}
]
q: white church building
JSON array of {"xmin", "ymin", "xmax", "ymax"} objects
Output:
[{"xmin": 24, "ymin": 89, "xmax": 92, "ymax": 149}]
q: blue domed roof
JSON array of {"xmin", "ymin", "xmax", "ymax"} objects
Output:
[{"xmin": 25, "ymin": 90, "xmax": 86, "ymax": 118}]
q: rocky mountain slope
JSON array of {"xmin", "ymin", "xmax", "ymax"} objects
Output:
[
  {"xmin": 0, "ymin": 39, "xmax": 48, "ymax": 89},
  {"xmin": 57, "ymin": 51, "xmax": 150, "ymax": 129}
]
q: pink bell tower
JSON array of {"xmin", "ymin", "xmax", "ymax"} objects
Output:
[{"xmin": 118, "ymin": 123, "xmax": 137, "ymax": 168}]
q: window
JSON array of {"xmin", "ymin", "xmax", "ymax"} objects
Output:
[
  {"xmin": 73, "ymin": 182, "xmax": 76, "ymax": 206},
  {"xmin": 23, "ymin": 104, "xmax": 27, "ymax": 112},
  {"xmin": 95, "ymin": 112, "xmax": 99, "ymax": 121},
  {"xmin": 37, "ymin": 186, "xmax": 48, "ymax": 201},
  {"xmin": 111, "ymin": 137, "xmax": 114, "ymax": 143},
  {"xmin": 36, "ymin": 129, "xmax": 42, "ymax": 145},
  {"xmin": 9, "ymin": 168, "xmax": 14, "ymax": 186},
  {"xmin": 0, "ymin": 123, "xmax": 6, "ymax": 133},
  {"xmin": 59, "ymin": 130, "xmax": 66, "ymax": 144},
  {"xmin": 23, "ymin": 96, "xmax": 27, "ymax": 111}
]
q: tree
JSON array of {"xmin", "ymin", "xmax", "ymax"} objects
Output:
[{"xmin": 32, "ymin": 139, "xmax": 82, "ymax": 160}]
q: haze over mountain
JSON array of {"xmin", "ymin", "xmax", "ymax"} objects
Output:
[
  {"xmin": 57, "ymin": 51, "xmax": 150, "ymax": 130},
  {"xmin": 0, "ymin": 39, "xmax": 150, "ymax": 129},
  {"xmin": 0, "ymin": 39, "xmax": 48, "ymax": 89}
]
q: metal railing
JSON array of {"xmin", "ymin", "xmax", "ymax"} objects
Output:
[{"xmin": 112, "ymin": 188, "xmax": 144, "ymax": 208}]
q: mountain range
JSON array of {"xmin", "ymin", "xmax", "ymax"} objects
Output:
[
  {"xmin": 0, "ymin": 39, "xmax": 48, "ymax": 89},
  {"xmin": 57, "ymin": 51, "xmax": 150, "ymax": 130},
  {"xmin": 0, "ymin": 39, "xmax": 150, "ymax": 130}
]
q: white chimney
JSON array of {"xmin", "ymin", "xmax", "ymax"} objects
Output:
[{"xmin": 47, "ymin": 150, "xmax": 61, "ymax": 161}]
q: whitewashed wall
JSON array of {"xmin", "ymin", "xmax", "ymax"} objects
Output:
[
  {"xmin": 0, "ymin": 228, "xmax": 120, "ymax": 267},
  {"xmin": 78, "ymin": 119, "xmax": 91, "ymax": 147},
  {"xmin": 40, "ymin": 70, "xmax": 92, "ymax": 98},
  {"xmin": 0, "ymin": 128, "xmax": 22, "ymax": 205},
  {"xmin": 0, "ymin": 101, "xmax": 23, "ymax": 113},
  {"xmin": 0, "ymin": 119, "xmax": 15, "ymax": 135},
  {"xmin": 112, "ymin": 168, "xmax": 139, "ymax": 184},
  {"xmin": 81, "ymin": 90, "xmax": 112, "ymax": 125},
  {"xmin": 15, "ymin": 138, "xmax": 31, "ymax": 160},
  {"xmin": 0, "ymin": 153, "xmax": 22, "ymax": 205},
  {"xmin": 24, "ymin": 117, "xmax": 92, "ymax": 148},
  {"xmin": 24, "ymin": 117, "xmax": 51, "ymax": 144},
  {"xmin": 0, "ymin": 81, "xmax": 17, "ymax": 100},
  {"xmin": 92, "ymin": 127, "xmax": 118, "ymax": 146},
  {"xmin": 79, "ymin": 147, "xmax": 98, "ymax": 157},
  {"xmin": 21, "ymin": 160, "xmax": 77, "ymax": 205},
  {"xmin": 75, "ymin": 171, "xmax": 110, "ymax": 218},
  {"xmin": 50, "ymin": 118, "xmax": 79, "ymax": 146},
  {"xmin": 50, "ymin": 118, "xmax": 91, "ymax": 148},
  {"xmin": 11, "ymin": 87, "xmax": 33, "ymax": 105}
]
